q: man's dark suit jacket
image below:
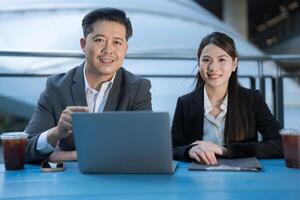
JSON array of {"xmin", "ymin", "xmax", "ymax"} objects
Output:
[
  {"xmin": 172, "ymin": 86, "xmax": 283, "ymax": 161},
  {"xmin": 25, "ymin": 63, "xmax": 152, "ymax": 163}
]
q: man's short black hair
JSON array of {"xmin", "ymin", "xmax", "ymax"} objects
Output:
[{"xmin": 82, "ymin": 7, "xmax": 133, "ymax": 41}]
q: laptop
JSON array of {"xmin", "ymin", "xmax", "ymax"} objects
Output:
[{"xmin": 72, "ymin": 112, "xmax": 177, "ymax": 174}]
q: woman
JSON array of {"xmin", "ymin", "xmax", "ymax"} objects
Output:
[{"xmin": 172, "ymin": 32, "xmax": 283, "ymax": 165}]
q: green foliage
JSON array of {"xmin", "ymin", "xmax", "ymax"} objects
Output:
[{"xmin": 0, "ymin": 112, "xmax": 28, "ymax": 133}]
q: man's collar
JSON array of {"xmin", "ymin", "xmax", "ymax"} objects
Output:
[{"xmin": 83, "ymin": 64, "xmax": 116, "ymax": 93}]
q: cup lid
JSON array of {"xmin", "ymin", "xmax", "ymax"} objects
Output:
[
  {"xmin": 0, "ymin": 132, "xmax": 28, "ymax": 140},
  {"xmin": 279, "ymin": 128, "xmax": 300, "ymax": 136}
]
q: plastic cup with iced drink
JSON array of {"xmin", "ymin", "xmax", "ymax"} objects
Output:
[
  {"xmin": 280, "ymin": 128, "xmax": 300, "ymax": 169},
  {"xmin": 0, "ymin": 132, "xmax": 28, "ymax": 170}
]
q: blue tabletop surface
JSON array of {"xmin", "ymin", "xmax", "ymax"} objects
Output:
[{"xmin": 0, "ymin": 159, "xmax": 299, "ymax": 200}]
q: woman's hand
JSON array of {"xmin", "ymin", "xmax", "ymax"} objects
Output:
[{"xmin": 188, "ymin": 141, "xmax": 223, "ymax": 165}]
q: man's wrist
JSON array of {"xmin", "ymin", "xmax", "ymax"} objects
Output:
[
  {"xmin": 47, "ymin": 127, "xmax": 61, "ymax": 147},
  {"xmin": 36, "ymin": 130, "xmax": 55, "ymax": 153}
]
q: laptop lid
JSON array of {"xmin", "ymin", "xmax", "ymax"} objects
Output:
[{"xmin": 72, "ymin": 112, "xmax": 176, "ymax": 174}]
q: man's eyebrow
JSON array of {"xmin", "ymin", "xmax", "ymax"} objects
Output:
[
  {"xmin": 92, "ymin": 34, "xmax": 105, "ymax": 39},
  {"xmin": 91, "ymin": 34, "xmax": 126, "ymax": 42},
  {"xmin": 114, "ymin": 37, "xmax": 126, "ymax": 42}
]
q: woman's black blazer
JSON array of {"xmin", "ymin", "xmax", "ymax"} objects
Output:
[{"xmin": 172, "ymin": 86, "xmax": 283, "ymax": 161}]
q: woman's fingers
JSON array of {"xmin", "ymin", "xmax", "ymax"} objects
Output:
[
  {"xmin": 207, "ymin": 152, "xmax": 217, "ymax": 165},
  {"xmin": 189, "ymin": 142, "xmax": 220, "ymax": 165},
  {"xmin": 198, "ymin": 151, "xmax": 211, "ymax": 165},
  {"xmin": 190, "ymin": 152, "xmax": 201, "ymax": 163}
]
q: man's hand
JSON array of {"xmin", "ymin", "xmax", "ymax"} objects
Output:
[
  {"xmin": 48, "ymin": 150, "xmax": 77, "ymax": 162},
  {"xmin": 56, "ymin": 106, "xmax": 89, "ymax": 139},
  {"xmin": 47, "ymin": 106, "xmax": 89, "ymax": 147},
  {"xmin": 188, "ymin": 140, "xmax": 223, "ymax": 165}
]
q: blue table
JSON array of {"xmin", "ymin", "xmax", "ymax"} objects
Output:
[{"xmin": 0, "ymin": 159, "xmax": 299, "ymax": 200}]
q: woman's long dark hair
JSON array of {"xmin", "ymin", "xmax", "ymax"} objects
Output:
[{"xmin": 195, "ymin": 32, "xmax": 249, "ymax": 143}]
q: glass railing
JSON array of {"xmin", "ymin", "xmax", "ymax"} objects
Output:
[{"xmin": 0, "ymin": 50, "xmax": 299, "ymax": 127}]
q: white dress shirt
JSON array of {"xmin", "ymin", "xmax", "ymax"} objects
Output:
[
  {"xmin": 202, "ymin": 87, "xmax": 228, "ymax": 147},
  {"xmin": 36, "ymin": 65, "xmax": 115, "ymax": 153}
]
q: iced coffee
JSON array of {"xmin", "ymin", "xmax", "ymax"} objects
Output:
[
  {"xmin": 280, "ymin": 128, "xmax": 300, "ymax": 169},
  {"xmin": 0, "ymin": 132, "xmax": 28, "ymax": 170}
]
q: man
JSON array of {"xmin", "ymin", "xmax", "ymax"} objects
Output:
[{"xmin": 25, "ymin": 8, "xmax": 152, "ymax": 163}]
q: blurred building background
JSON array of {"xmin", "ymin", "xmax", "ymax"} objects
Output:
[
  {"xmin": 0, "ymin": 0, "xmax": 299, "ymax": 137},
  {"xmin": 197, "ymin": 0, "xmax": 300, "ymax": 74}
]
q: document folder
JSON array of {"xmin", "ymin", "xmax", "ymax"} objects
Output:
[{"xmin": 189, "ymin": 157, "xmax": 262, "ymax": 172}]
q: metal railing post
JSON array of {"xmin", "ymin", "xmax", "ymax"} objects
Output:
[
  {"xmin": 271, "ymin": 76, "xmax": 277, "ymax": 117},
  {"xmin": 258, "ymin": 60, "xmax": 266, "ymax": 98},
  {"xmin": 275, "ymin": 64, "xmax": 284, "ymax": 126},
  {"xmin": 250, "ymin": 76, "xmax": 256, "ymax": 90}
]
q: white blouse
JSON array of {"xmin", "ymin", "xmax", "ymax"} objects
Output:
[{"xmin": 202, "ymin": 87, "xmax": 228, "ymax": 147}]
